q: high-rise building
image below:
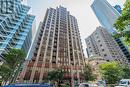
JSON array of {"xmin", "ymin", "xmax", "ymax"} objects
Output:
[
  {"xmin": 21, "ymin": 0, "xmax": 28, "ymax": 5},
  {"xmin": 18, "ymin": 6, "xmax": 85, "ymax": 85},
  {"xmin": 0, "ymin": 0, "xmax": 35, "ymax": 60},
  {"xmin": 85, "ymin": 26, "xmax": 129, "ymax": 65},
  {"xmin": 114, "ymin": 5, "xmax": 122, "ymax": 14},
  {"xmin": 91, "ymin": 0, "xmax": 130, "ymax": 61},
  {"xmin": 27, "ymin": 22, "xmax": 42, "ymax": 60},
  {"xmin": 91, "ymin": 0, "xmax": 120, "ymax": 34}
]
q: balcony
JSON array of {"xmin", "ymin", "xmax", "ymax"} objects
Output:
[
  {"xmin": 37, "ymin": 62, "xmax": 43, "ymax": 67},
  {"xmin": 34, "ymin": 71, "xmax": 40, "ymax": 81},
  {"xmin": 45, "ymin": 63, "xmax": 49, "ymax": 68},
  {"xmin": 34, "ymin": 52, "xmax": 37, "ymax": 57},
  {"xmin": 32, "ymin": 57, "xmax": 36, "ymax": 61},
  {"xmin": 38, "ymin": 57, "xmax": 43, "ymax": 61},
  {"xmin": 24, "ymin": 71, "xmax": 32, "ymax": 80},
  {"xmin": 52, "ymin": 63, "xmax": 57, "ymax": 68},
  {"xmin": 63, "ymin": 66, "xmax": 71, "ymax": 69}
]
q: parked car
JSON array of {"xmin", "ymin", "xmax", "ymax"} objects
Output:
[
  {"xmin": 97, "ymin": 80, "xmax": 106, "ymax": 87},
  {"xmin": 3, "ymin": 83, "xmax": 53, "ymax": 87},
  {"xmin": 115, "ymin": 79, "xmax": 130, "ymax": 87},
  {"xmin": 79, "ymin": 83, "xmax": 98, "ymax": 87}
]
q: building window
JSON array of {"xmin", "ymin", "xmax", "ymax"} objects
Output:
[
  {"xmin": 98, "ymin": 40, "xmax": 100, "ymax": 42},
  {"xmin": 112, "ymin": 56, "xmax": 115, "ymax": 58},
  {"xmin": 102, "ymin": 49, "xmax": 104, "ymax": 51},
  {"xmin": 104, "ymin": 54, "xmax": 107, "ymax": 57},
  {"xmin": 106, "ymin": 60, "xmax": 109, "ymax": 62},
  {"xmin": 88, "ymin": 42, "xmax": 90, "ymax": 45}
]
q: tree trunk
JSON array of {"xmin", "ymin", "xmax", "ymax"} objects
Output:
[{"xmin": 57, "ymin": 80, "xmax": 61, "ymax": 87}]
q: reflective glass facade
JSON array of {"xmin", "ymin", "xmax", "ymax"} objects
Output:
[
  {"xmin": 0, "ymin": 0, "xmax": 35, "ymax": 59},
  {"xmin": 91, "ymin": 0, "xmax": 120, "ymax": 34}
]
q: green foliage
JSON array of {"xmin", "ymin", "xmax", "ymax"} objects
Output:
[
  {"xmin": 63, "ymin": 84, "xmax": 70, "ymax": 87},
  {"xmin": 0, "ymin": 48, "xmax": 26, "ymax": 83},
  {"xmin": 99, "ymin": 61, "xmax": 130, "ymax": 85},
  {"xmin": 4, "ymin": 49, "xmax": 26, "ymax": 67},
  {"xmin": 99, "ymin": 62, "xmax": 123, "ymax": 84},
  {"xmin": 84, "ymin": 64, "xmax": 96, "ymax": 82},
  {"xmin": 122, "ymin": 65, "xmax": 130, "ymax": 78},
  {"xmin": 47, "ymin": 68, "xmax": 65, "ymax": 87},
  {"xmin": 114, "ymin": 1, "xmax": 130, "ymax": 44},
  {"xmin": 47, "ymin": 68, "xmax": 65, "ymax": 81},
  {"xmin": 0, "ymin": 64, "xmax": 11, "ymax": 81}
]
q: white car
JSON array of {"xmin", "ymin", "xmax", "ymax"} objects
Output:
[
  {"xmin": 115, "ymin": 79, "xmax": 130, "ymax": 87},
  {"xmin": 79, "ymin": 83, "xmax": 98, "ymax": 87}
]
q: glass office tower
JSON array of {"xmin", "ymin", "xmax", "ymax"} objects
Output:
[
  {"xmin": 91, "ymin": 0, "xmax": 120, "ymax": 34},
  {"xmin": 0, "ymin": 0, "xmax": 35, "ymax": 59}
]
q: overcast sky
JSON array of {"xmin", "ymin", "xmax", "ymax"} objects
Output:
[{"xmin": 27, "ymin": 0, "xmax": 126, "ymax": 57}]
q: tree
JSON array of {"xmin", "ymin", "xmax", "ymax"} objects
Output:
[
  {"xmin": 0, "ymin": 64, "xmax": 11, "ymax": 82},
  {"xmin": 0, "ymin": 48, "xmax": 26, "ymax": 84},
  {"xmin": 122, "ymin": 65, "xmax": 130, "ymax": 79},
  {"xmin": 47, "ymin": 68, "xmax": 65, "ymax": 87},
  {"xmin": 114, "ymin": 0, "xmax": 130, "ymax": 44},
  {"xmin": 83, "ymin": 64, "xmax": 96, "ymax": 82},
  {"xmin": 4, "ymin": 48, "xmax": 26, "ymax": 68},
  {"xmin": 99, "ymin": 62, "xmax": 124, "ymax": 85}
]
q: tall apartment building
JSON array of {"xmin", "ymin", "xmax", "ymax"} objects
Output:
[
  {"xmin": 0, "ymin": 0, "xmax": 35, "ymax": 59},
  {"xmin": 91, "ymin": 0, "xmax": 130, "ymax": 61},
  {"xmin": 18, "ymin": 6, "xmax": 85, "ymax": 85},
  {"xmin": 85, "ymin": 26, "xmax": 129, "ymax": 65}
]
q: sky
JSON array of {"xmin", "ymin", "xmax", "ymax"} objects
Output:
[{"xmin": 27, "ymin": 0, "xmax": 126, "ymax": 57}]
